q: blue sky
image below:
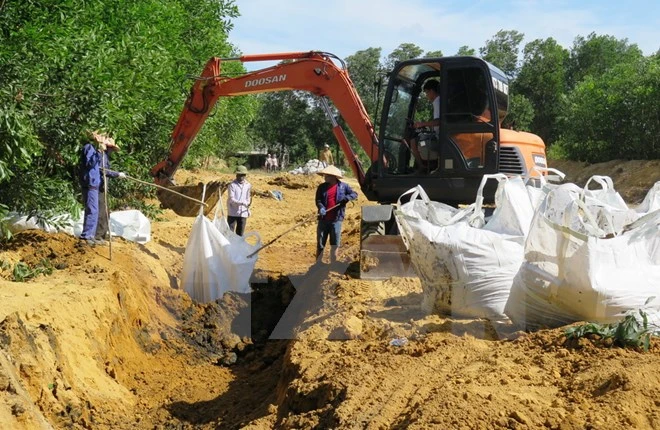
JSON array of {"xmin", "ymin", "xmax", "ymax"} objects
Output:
[{"xmin": 229, "ymin": 0, "xmax": 659, "ymax": 70}]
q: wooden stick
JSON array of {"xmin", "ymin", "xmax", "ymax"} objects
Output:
[
  {"xmin": 246, "ymin": 203, "xmax": 342, "ymax": 258},
  {"xmin": 101, "ymin": 150, "xmax": 112, "ymax": 260},
  {"xmin": 102, "ymin": 168, "xmax": 207, "ymax": 207}
]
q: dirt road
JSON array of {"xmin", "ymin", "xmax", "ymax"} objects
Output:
[{"xmin": 1, "ymin": 160, "xmax": 659, "ymax": 429}]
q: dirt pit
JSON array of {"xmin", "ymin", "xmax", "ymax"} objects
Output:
[{"xmin": 1, "ymin": 160, "xmax": 660, "ymax": 429}]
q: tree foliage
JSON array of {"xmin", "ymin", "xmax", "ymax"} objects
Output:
[
  {"xmin": 479, "ymin": 30, "xmax": 524, "ymax": 78},
  {"xmin": 513, "ymin": 38, "xmax": 570, "ymax": 144},
  {"xmin": 456, "ymin": 46, "xmax": 476, "ymax": 56},
  {"xmin": 555, "ymin": 56, "xmax": 660, "ymax": 162},
  {"xmin": 385, "ymin": 43, "xmax": 424, "ymax": 70},
  {"xmin": 567, "ymin": 33, "xmax": 644, "ymax": 87},
  {"xmin": 345, "ymin": 48, "xmax": 384, "ymax": 123},
  {"xmin": 0, "ymin": 0, "xmax": 249, "ymax": 227}
]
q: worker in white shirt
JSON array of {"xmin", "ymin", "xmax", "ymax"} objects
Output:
[{"xmin": 227, "ymin": 165, "xmax": 252, "ymax": 236}]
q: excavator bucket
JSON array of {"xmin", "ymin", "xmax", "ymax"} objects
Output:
[{"xmin": 157, "ymin": 181, "xmax": 224, "ymax": 217}]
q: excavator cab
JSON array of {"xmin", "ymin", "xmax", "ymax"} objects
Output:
[{"xmin": 364, "ymin": 56, "xmax": 506, "ymax": 204}]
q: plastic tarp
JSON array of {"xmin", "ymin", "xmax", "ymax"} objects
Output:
[
  {"xmin": 109, "ymin": 210, "xmax": 151, "ymax": 244},
  {"xmin": 505, "ymin": 179, "xmax": 660, "ymax": 330},
  {"xmin": 5, "ymin": 209, "xmax": 151, "ymax": 243},
  {"xmin": 180, "ymin": 189, "xmax": 261, "ymax": 303},
  {"xmin": 395, "ymin": 174, "xmax": 536, "ymax": 320},
  {"xmin": 5, "ymin": 211, "xmax": 82, "ymax": 236}
]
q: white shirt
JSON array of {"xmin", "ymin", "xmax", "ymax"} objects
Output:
[
  {"xmin": 227, "ymin": 179, "xmax": 251, "ymax": 217},
  {"xmin": 432, "ymin": 95, "xmax": 440, "ymax": 134}
]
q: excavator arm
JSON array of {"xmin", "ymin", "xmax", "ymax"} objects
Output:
[{"xmin": 151, "ymin": 51, "xmax": 379, "ymax": 215}]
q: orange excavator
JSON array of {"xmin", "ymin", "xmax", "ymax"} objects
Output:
[{"xmin": 151, "ymin": 51, "xmax": 547, "ymax": 278}]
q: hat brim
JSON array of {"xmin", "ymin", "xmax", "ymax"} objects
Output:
[{"xmin": 317, "ymin": 166, "xmax": 343, "ymax": 178}]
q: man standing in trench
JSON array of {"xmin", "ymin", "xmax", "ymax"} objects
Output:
[{"xmin": 315, "ymin": 165, "xmax": 357, "ymax": 263}]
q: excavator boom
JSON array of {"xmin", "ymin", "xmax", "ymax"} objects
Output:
[{"xmin": 151, "ymin": 51, "xmax": 378, "ymax": 216}]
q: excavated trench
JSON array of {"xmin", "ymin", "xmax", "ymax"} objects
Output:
[{"xmin": 160, "ymin": 275, "xmax": 300, "ymax": 428}]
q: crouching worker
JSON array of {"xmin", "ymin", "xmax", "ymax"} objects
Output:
[{"xmin": 315, "ymin": 165, "xmax": 358, "ymax": 263}]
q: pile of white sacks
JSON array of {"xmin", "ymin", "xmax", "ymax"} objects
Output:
[
  {"xmin": 289, "ymin": 159, "xmax": 345, "ymax": 176},
  {"xmin": 395, "ymin": 172, "xmax": 660, "ymax": 330}
]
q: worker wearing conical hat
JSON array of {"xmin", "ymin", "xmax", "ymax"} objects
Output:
[
  {"xmin": 315, "ymin": 165, "xmax": 357, "ymax": 263},
  {"xmin": 78, "ymin": 130, "xmax": 126, "ymax": 246}
]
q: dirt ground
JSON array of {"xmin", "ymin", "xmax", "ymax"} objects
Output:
[{"xmin": 1, "ymin": 159, "xmax": 659, "ymax": 429}]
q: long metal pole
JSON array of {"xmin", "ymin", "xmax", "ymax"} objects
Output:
[{"xmin": 102, "ymin": 168, "xmax": 208, "ymax": 207}]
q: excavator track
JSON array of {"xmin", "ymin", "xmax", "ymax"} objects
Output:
[{"xmin": 157, "ymin": 180, "xmax": 224, "ymax": 217}]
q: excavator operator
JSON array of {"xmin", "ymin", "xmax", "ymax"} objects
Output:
[{"xmin": 408, "ymin": 79, "xmax": 441, "ymax": 174}]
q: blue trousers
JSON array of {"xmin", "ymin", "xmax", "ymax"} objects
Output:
[
  {"xmin": 317, "ymin": 219, "xmax": 342, "ymax": 257},
  {"xmin": 81, "ymin": 187, "xmax": 99, "ymax": 239}
]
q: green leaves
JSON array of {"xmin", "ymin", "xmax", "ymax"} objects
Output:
[
  {"xmin": 11, "ymin": 259, "xmax": 54, "ymax": 282},
  {"xmin": 565, "ymin": 310, "xmax": 656, "ymax": 352},
  {"xmin": 0, "ymin": 0, "xmax": 246, "ymax": 220}
]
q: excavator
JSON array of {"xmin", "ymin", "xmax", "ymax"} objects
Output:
[{"xmin": 150, "ymin": 51, "xmax": 547, "ymax": 279}]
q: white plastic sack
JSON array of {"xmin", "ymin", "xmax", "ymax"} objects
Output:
[
  {"xmin": 109, "ymin": 210, "xmax": 151, "ymax": 244},
  {"xmin": 580, "ymin": 176, "xmax": 639, "ymax": 235},
  {"xmin": 395, "ymin": 174, "xmax": 536, "ymax": 320},
  {"xmin": 637, "ymin": 181, "xmax": 660, "ymax": 214},
  {"xmin": 524, "ymin": 167, "xmax": 566, "ymax": 209},
  {"xmin": 180, "ymin": 189, "xmax": 260, "ymax": 303},
  {"xmin": 505, "ymin": 183, "xmax": 660, "ymax": 330},
  {"xmin": 212, "ymin": 193, "xmax": 261, "ymax": 295}
]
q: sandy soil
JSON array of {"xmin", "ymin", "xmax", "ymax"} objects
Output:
[{"xmin": 0, "ymin": 160, "xmax": 659, "ymax": 429}]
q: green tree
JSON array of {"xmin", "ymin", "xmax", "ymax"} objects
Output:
[
  {"xmin": 250, "ymin": 91, "xmax": 321, "ymax": 165},
  {"xmin": 479, "ymin": 30, "xmax": 524, "ymax": 77},
  {"xmin": 514, "ymin": 38, "xmax": 569, "ymax": 144},
  {"xmin": 456, "ymin": 46, "xmax": 476, "ymax": 56},
  {"xmin": 567, "ymin": 32, "xmax": 643, "ymax": 87},
  {"xmin": 345, "ymin": 47, "xmax": 383, "ymax": 121},
  {"xmin": 503, "ymin": 93, "xmax": 534, "ymax": 131},
  {"xmin": 557, "ymin": 56, "xmax": 660, "ymax": 162},
  {"xmin": 424, "ymin": 50, "xmax": 443, "ymax": 58},
  {"xmin": 0, "ymin": 0, "xmax": 246, "ymax": 230},
  {"xmin": 385, "ymin": 43, "xmax": 424, "ymax": 70}
]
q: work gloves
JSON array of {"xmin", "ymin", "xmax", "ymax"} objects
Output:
[
  {"xmin": 319, "ymin": 207, "xmax": 327, "ymax": 217},
  {"xmin": 118, "ymin": 172, "xmax": 127, "ymax": 179}
]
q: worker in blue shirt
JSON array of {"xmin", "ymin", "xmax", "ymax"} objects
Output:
[
  {"xmin": 315, "ymin": 165, "xmax": 357, "ymax": 263},
  {"xmin": 78, "ymin": 131, "xmax": 126, "ymax": 246}
]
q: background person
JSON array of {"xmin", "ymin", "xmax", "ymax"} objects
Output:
[
  {"xmin": 315, "ymin": 165, "xmax": 357, "ymax": 263},
  {"xmin": 227, "ymin": 165, "xmax": 252, "ymax": 236},
  {"xmin": 265, "ymin": 154, "xmax": 273, "ymax": 173},
  {"xmin": 271, "ymin": 154, "xmax": 278, "ymax": 171},
  {"xmin": 319, "ymin": 144, "xmax": 334, "ymax": 168}
]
